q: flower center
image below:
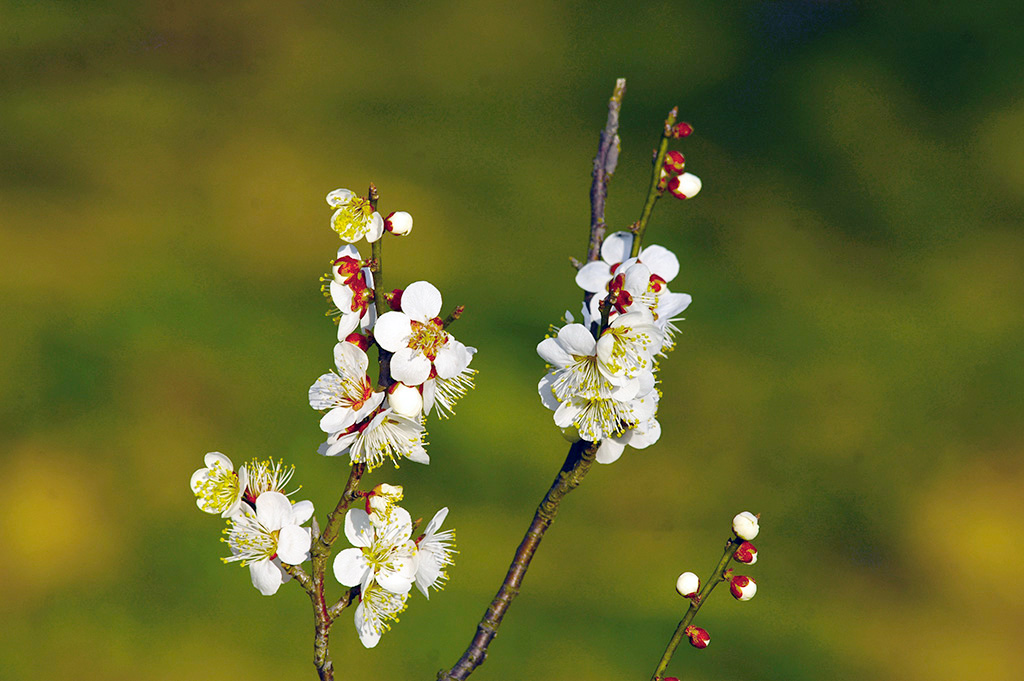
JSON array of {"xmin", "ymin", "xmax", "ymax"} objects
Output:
[
  {"xmin": 196, "ymin": 466, "xmax": 240, "ymax": 513},
  {"xmin": 332, "ymin": 197, "xmax": 376, "ymax": 240},
  {"xmin": 407, "ymin": 318, "xmax": 447, "ymax": 360}
]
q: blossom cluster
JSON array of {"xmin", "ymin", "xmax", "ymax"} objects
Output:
[
  {"xmin": 333, "ymin": 483, "xmax": 456, "ymax": 647},
  {"xmin": 190, "ymin": 452, "xmax": 314, "ymax": 595},
  {"xmin": 313, "ymin": 188, "xmax": 477, "ymax": 470},
  {"xmin": 537, "ymin": 227, "xmax": 692, "ymax": 463}
]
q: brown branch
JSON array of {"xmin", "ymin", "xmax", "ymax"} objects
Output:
[
  {"xmin": 587, "ymin": 78, "xmax": 627, "ymax": 264},
  {"xmin": 438, "ymin": 440, "xmax": 598, "ymax": 680}
]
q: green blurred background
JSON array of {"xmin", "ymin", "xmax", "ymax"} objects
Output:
[{"xmin": 2, "ymin": 1, "xmax": 1022, "ymax": 679}]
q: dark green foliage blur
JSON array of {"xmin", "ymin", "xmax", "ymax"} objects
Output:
[{"xmin": 2, "ymin": 2, "xmax": 1022, "ymax": 679}]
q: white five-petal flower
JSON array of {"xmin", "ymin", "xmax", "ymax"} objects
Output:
[
  {"xmin": 222, "ymin": 491, "xmax": 314, "ymax": 596},
  {"xmin": 190, "ymin": 452, "xmax": 248, "ymax": 518},
  {"xmin": 309, "ymin": 341, "xmax": 385, "ymax": 434},
  {"xmin": 327, "ymin": 189, "xmax": 385, "ymax": 243},
  {"xmin": 374, "ymin": 281, "xmax": 475, "ymax": 386},
  {"xmin": 318, "ymin": 408, "xmax": 429, "ymax": 470},
  {"xmin": 334, "ymin": 507, "xmax": 418, "ymax": 595}
]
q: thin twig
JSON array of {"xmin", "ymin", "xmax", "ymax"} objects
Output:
[
  {"xmin": 438, "ymin": 441, "xmax": 598, "ymax": 680},
  {"xmin": 587, "ymin": 78, "xmax": 627, "ymax": 264},
  {"xmin": 630, "ymin": 107, "xmax": 678, "ymax": 258},
  {"xmin": 650, "ymin": 537, "xmax": 742, "ymax": 681}
]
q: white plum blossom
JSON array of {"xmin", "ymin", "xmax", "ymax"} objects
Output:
[
  {"xmin": 596, "ymin": 310, "xmax": 663, "ymax": 379},
  {"xmin": 675, "ymin": 571, "xmax": 700, "ymax": 598},
  {"xmin": 333, "ymin": 507, "xmax": 418, "ymax": 595},
  {"xmin": 222, "ymin": 491, "xmax": 314, "ymax": 596},
  {"xmin": 191, "ymin": 452, "xmax": 248, "ymax": 518},
  {"xmin": 593, "ymin": 380, "xmax": 662, "ymax": 464},
  {"xmin": 607, "ymin": 262, "xmax": 691, "ymax": 354},
  {"xmin": 415, "ymin": 507, "xmax": 456, "ymax": 599},
  {"xmin": 355, "ymin": 582, "xmax": 409, "ymax": 648},
  {"xmin": 318, "ymin": 408, "xmax": 429, "ymax": 470},
  {"xmin": 327, "ymin": 188, "xmax": 384, "ymax": 243},
  {"xmin": 245, "ymin": 458, "xmax": 298, "ymax": 499},
  {"xmin": 373, "ymin": 281, "xmax": 475, "ymax": 386},
  {"xmin": 309, "ymin": 341, "xmax": 384, "ymax": 434}
]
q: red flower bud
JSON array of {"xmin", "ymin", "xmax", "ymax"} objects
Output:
[
  {"xmin": 344, "ymin": 332, "xmax": 372, "ymax": 351},
  {"xmin": 734, "ymin": 541, "xmax": 758, "ymax": 564},
  {"xmin": 663, "ymin": 150, "xmax": 686, "ymax": 174},
  {"xmin": 386, "ymin": 288, "xmax": 404, "ymax": 311},
  {"xmin": 685, "ymin": 625, "xmax": 710, "ymax": 649},
  {"xmin": 730, "ymin": 575, "xmax": 757, "ymax": 601},
  {"xmin": 672, "ymin": 122, "xmax": 694, "ymax": 138}
]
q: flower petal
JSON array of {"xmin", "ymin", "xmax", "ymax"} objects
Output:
[
  {"xmin": 326, "ymin": 188, "xmax": 355, "ymax": 207},
  {"xmin": 575, "ymin": 261, "xmax": 612, "ymax": 293},
  {"xmin": 433, "ymin": 340, "xmax": 471, "ymax": 379},
  {"xmin": 333, "ymin": 548, "xmax": 370, "ymax": 587},
  {"xmin": 344, "ymin": 508, "xmax": 375, "ymax": 547},
  {"xmin": 601, "ymin": 231, "xmax": 634, "ymax": 264},
  {"xmin": 372, "ymin": 312, "xmax": 412, "ymax": 351},
  {"xmin": 277, "ymin": 525, "xmax": 311, "ymax": 564},
  {"xmin": 401, "ymin": 281, "xmax": 443, "ymax": 320},
  {"xmin": 290, "ymin": 499, "xmax": 315, "ymax": 525},
  {"xmin": 424, "ymin": 507, "xmax": 448, "ymax": 536},
  {"xmin": 320, "ymin": 406, "xmax": 356, "ymax": 434},
  {"xmin": 365, "ymin": 212, "xmax": 385, "ymax": 242},
  {"xmin": 390, "ymin": 347, "xmax": 432, "ymax": 385},
  {"xmin": 638, "ymin": 244, "xmax": 679, "ymax": 282},
  {"xmin": 596, "ymin": 438, "xmax": 626, "ymax": 464},
  {"xmin": 255, "ymin": 491, "xmax": 292, "ymax": 531},
  {"xmin": 355, "ymin": 602, "xmax": 382, "ymax": 648},
  {"xmin": 537, "ymin": 337, "xmax": 573, "ymax": 367},
  {"xmin": 249, "ymin": 558, "xmax": 284, "ymax": 596},
  {"xmin": 537, "ymin": 372, "xmax": 560, "ymax": 411},
  {"xmin": 557, "ymin": 324, "xmax": 597, "ymax": 356},
  {"xmin": 335, "ymin": 341, "xmax": 369, "ymax": 376}
]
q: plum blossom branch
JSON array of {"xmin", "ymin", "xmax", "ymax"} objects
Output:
[
  {"xmin": 630, "ymin": 107, "xmax": 678, "ymax": 258},
  {"xmin": 439, "ymin": 440, "xmax": 597, "ymax": 680},
  {"xmin": 588, "ymin": 77, "xmax": 626, "ymax": 264}
]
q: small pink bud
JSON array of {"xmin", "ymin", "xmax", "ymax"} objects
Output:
[
  {"xmin": 685, "ymin": 625, "xmax": 710, "ymax": 649},
  {"xmin": 675, "ymin": 572, "xmax": 700, "ymax": 598},
  {"xmin": 734, "ymin": 541, "xmax": 758, "ymax": 564},
  {"xmin": 730, "ymin": 575, "xmax": 757, "ymax": 601},
  {"xmin": 732, "ymin": 511, "xmax": 759, "ymax": 540},
  {"xmin": 672, "ymin": 122, "xmax": 694, "ymax": 138},
  {"xmin": 668, "ymin": 173, "xmax": 701, "ymax": 200},
  {"xmin": 663, "ymin": 150, "xmax": 686, "ymax": 173},
  {"xmin": 384, "ymin": 210, "xmax": 413, "ymax": 235}
]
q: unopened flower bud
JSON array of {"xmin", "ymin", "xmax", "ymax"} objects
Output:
[
  {"xmin": 388, "ymin": 382, "xmax": 423, "ymax": 417},
  {"xmin": 672, "ymin": 122, "xmax": 694, "ymax": 138},
  {"xmin": 675, "ymin": 572, "xmax": 700, "ymax": 598},
  {"xmin": 663, "ymin": 150, "xmax": 686, "ymax": 174},
  {"xmin": 734, "ymin": 541, "xmax": 758, "ymax": 564},
  {"xmin": 386, "ymin": 288, "xmax": 404, "ymax": 311},
  {"xmin": 732, "ymin": 511, "xmax": 759, "ymax": 540},
  {"xmin": 685, "ymin": 625, "xmax": 710, "ymax": 649},
  {"xmin": 730, "ymin": 575, "xmax": 757, "ymax": 601},
  {"xmin": 385, "ymin": 211, "xmax": 413, "ymax": 235},
  {"xmin": 344, "ymin": 332, "xmax": 372, "ymax": 351},
  {"xmin": 668, "ymin": 173, "xmax": 701, "ymax": 200}
]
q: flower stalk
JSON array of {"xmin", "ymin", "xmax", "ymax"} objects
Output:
[
  {"xmin": 650, "ymin": 537, "xmax": 743, "ymax": 681},
  {"xmin": 631, "ymin": 107, "xmax": 678, "ymax": 258}
]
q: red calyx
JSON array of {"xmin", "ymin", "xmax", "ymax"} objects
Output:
[
  {"xmin": 672, "ymin": 122, "xmax": 694, "ymax": 139},
  {"xmin": 387, "ymin": 288, "xmax": 404, "ymax": 311},
  {"xmin": 663, "ymin": 150, "xmax": 686, "ymax": 174},
  {"xmin": 345, "ymin": 332, "xmax": 372, "ymax": 351}
]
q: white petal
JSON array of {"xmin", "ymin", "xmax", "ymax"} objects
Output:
[
  {"xmin": 277, "ymin": 525, "xmax": 311, "ymax": 564},
  {"xmin": 557, "ymin": 324, "xmax": 597, "ymax": 356},
  {"xmin": 390, "ymin": 347, "xmax": 432, "ymax": 385},
  {"xmin": 249, "ymin": 559, "xmax": 284, "ymax": 596},
  {"xmin": 537, "ymin": 337, "xmax": 573, "ymax": 367},
  {"xmin": 537, "ymin": 372, "xmax": 560, "ymax": 411},
  {"xmin": 335, "ymin": 341, "xmax": 369, "ymax": 376},
  {"xmin": 344, "ymin": 508, "xmax": 374, "ymax": 547},
  {"xmin": 404, "ymin": 446, "xmax": 430, "ymax": 465},
  {"xmin": 401, "ymin": 281, "xmax": 443, "ymax": 321},
  {"xmin": 373, "ymin": 312, "xmax": 412, "ymax": 351},
  {"xmin": 638, "ymin": 245, "xmax": 679, "ymax": 282},
  {"xmin": 255, "ymin": 491, "xmax": 292, "ymax": 531},
  {"xmin": 658, "ymin": 292, "xmax": 692, "ymax": 319},
  {"xmin": 355, "ymin": 603, "xmax": 381, "ymax": 648},
  {"xmin": 553, "ymin": 400, "xmax": 580, "ymax": 429},
  {"xmin": 596, "ymin": 438, "xmax": 626, "ymax": 464},
  {"xmin": 421, "ymin": 379, "xmax": 436, "ymax": 414},
  {"xmin": 365, "ymin": 212, "xmax": 385, "ymax": 242},
  {"xmin": 334, "ymin": 548, "xmax": 370, "ymax": 587},
  {"xmin": 433, "ymin": 340, "xmax": 470, "ymax": 379},
  {"xmin": 601, "ymin": 231, "xmax": 634, "ymax": 264},
  {"xmin": 290, "ymin": 499, "xmax": 315, "ymax": 525},
  {"xmin": 326, "ymin": 188, "xmax": 355, "ymax": 207},
  {"xmin": 622, "ymin": 263, "xmax": 652, "ymax": 296},
  {"xmin": 424, "ymin": 507, "xmax": 449, "ymax": 536},
  {"xmin": 336, "ymin": 244, "xmax": 360, "ymax": 259},
  {"xmin": 203, "ymin": 452, "xmax": 233, "ymax": 471},
  {"xmin": 377, "ymin": 561, "xmax": 416, "ymax": 594},
  {"xmin": 575, "ymin": 262, "xmax": 612, "ymax": 293},
  {"xmin": 320, "ymin": 406, "xmax": 357, "ymax": 434},
  {"xmin": 336, "ymin": 311, "xmax": 361, "ymax": 340},
  {"xmin": 189, "ymin": 468, "xmax": 209, "ymax": 494}
]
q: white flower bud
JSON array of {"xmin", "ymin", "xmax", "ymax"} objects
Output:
[
  {"xmin": 732, "ymin": 511, "xmax": 759, "ymax": 540},
  {"xmin": 385, "ymin": 211, "xmax": 413, "ymax": 235},
  {"xmin": 668, "ymin": 172, "xmax": 701, "ymax": 200},
  {"xmin": 675, "ymin": 571, "xmax": 700, "ymax": 598},
  {"xmin": 730, "ymin": 575, "xmax": 757, "ymax": 601},
  {"xmin": 388, "ymin": 383, "xmax": 423, "ymax": 417}
]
